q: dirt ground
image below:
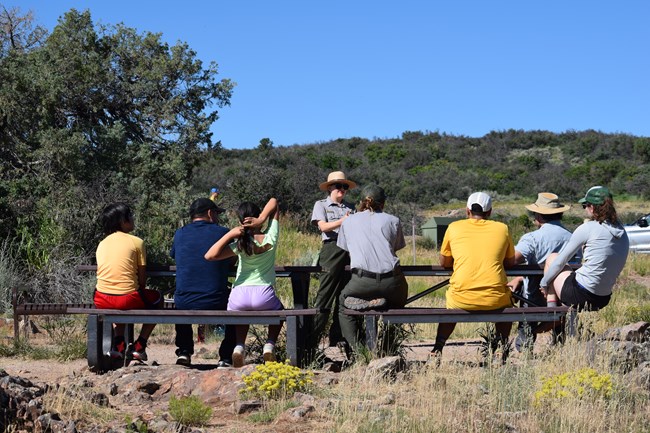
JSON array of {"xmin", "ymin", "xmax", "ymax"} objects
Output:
[
  {"xmin": 0, "ymin": 334, "xmax": 549, "ymax": 384},
  {"xmin": 0, "ymin": 325, "xmax": 558, "ymax": 432}
]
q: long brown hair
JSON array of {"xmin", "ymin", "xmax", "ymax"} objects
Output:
[
  {"xmin": 236, "ymin": 201, "xmax": 261, "ymax": 256},
  {"xmin": 591, "ymin": 197, "xmax": 619, "ymax": 225},
  {"xmin": 358, "ymin": 196, "xmax": 383, "ymax": 212}
]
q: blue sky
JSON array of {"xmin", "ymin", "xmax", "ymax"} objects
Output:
[{"xmin": 13, "ymin": 1, "xmax": 650, "ymax": 149}]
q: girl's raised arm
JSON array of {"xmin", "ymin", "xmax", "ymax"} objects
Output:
[
  {"xmin": 243, "ymin": 197, "xmax": 279, "ymax": 228},
  {"xmin": 204, "ymin": 227, "xmax": 242, "ymax": 261}
]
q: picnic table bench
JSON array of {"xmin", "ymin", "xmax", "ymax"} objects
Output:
[
  {"xmin": 345, "ymin": 306, "xmax": 572, "ymax": 351},
  {"xmin": 66, "ymin": 307, "xmax": 319, "ymax": 371},
  {"xmin": 11, "ymin": 264, "xmax": 574, "ymax": 368}
]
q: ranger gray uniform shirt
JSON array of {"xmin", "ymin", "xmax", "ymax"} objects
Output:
[
  {"xmin": 311, "ymin": 197, "xmax": 355, "ymax": 241},
  {"xmin": 337, "ymin": 210, "xmax": 405, "ymax": 273}
]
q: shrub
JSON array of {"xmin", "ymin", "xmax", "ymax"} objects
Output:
[
  {"xmin": 168, "ymin": 395, "xmax": 212, "ymax": 427},
  {"xmin": 535, "ymin": 368, "xmax": 613, "ymax": 405},
  {"xmin": 240, "ymin": 360, "xmax": 313, "ymax": 400}
]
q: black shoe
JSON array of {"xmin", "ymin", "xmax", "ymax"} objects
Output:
[
  {"xmin": 515, "ymin": 326, "xmax": 537, "ymax": 353},
  {"xmin": 126, "ymin": 339, "xmax": 148, "ymax": 362},
  {"xmin": 216, "ymin": 359, "xmax": 232, "ymax": 369},
  {"xmin": 176, "ymin": 353, "xmax": 191, "ymax": 366}
]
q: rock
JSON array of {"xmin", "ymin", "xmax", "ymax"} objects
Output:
[
  {"xmin": 137, "ymin": 381, "xmax": 161, "ymax": 394},
  {"xmin": 631, "ymin": 361, "xmax": 650, "ymax": 391},
  {"xmin": 292, "ymin": 391, "xmax": 316, "ymax": 406},
  {"xmin": 283, "ymin": 404, "xmax": 314, "ymax": 421},
  {"xmin": 601, "ymin": 322, "xmax": 650, "ymax": 342},
  {"xmin": 91, "ymin": 392, "xmax": 110, "ymax": 407},
  {"xmin": 26, "ymin": 398, "xmax": 42, "ymax": 420},
  {"xmin": 109, "ymin": 383, "xmax": 118, "ymax": 396},
  {"xmin": 604, "ymin": 340, "xmax": 650, "ymax": 373},
  {"xmin": 233, "ymin": 400, "xmax": 263, "ymax": 414},
  {"xmin": 364, "ymin": 356, "xmax": 406, "ymax": 380},
  {"xmin": 35, "ymin": 413, "xmax": 65, "ymax": 433}
]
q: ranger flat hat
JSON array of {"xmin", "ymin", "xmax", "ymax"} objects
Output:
[{"xmin": 319, "ymin": 171, "xmax": 357, "ymax": 191}]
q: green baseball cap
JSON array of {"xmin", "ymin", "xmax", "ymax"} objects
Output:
[{"xmin": 578, "ymin": 186, "xmax": 612, "ymax": 205}]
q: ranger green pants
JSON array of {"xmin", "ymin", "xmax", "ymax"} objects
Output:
[
  {"xmin": 338, "ymin": 271, "xmax": 408, "ymax": 348},
  {"xmin": 310, "ymin": 242, "xmax": 350, "ymax": 349}
]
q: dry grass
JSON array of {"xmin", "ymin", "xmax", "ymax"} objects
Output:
[{"xmin": 314, "ymin": 334, "xmax": 650, "ymax": 433}]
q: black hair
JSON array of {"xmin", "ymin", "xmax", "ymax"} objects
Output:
[
  {"xmin": 236, "ymin": 201, "xmax": 262, "ymax": 256},
  {"xmin": 530, "ymin": 212, "xmax": 563, "ymax": 222},
  {"xmin": 469, "ymin": 204, "xmax": 488, "ymax": 218},
  {"xmin": 101, "ymin": 202, "xmax": 133, "ymax": 235}
]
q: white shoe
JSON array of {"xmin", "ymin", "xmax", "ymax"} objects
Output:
[
  {"xmin": 263, "ymin": 343, "xmax": 276, "ymax": 363},
  {"xmin": 232, "ymin": 345, "xmax": 245, "ymax": 368}
]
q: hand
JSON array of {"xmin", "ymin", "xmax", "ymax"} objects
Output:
[
  {"xmin": 242, "ymin": 216, "xmax": 263, "ymax": 228},
  {"xmin": 540, "ymin": 286, "xmax": 548, "ymax": 296},
  {"xmin": 506, "ymin": 277, "xmax": 523, "ymax": 293},
  {"xmin": 229, "ymin": 226, "xmax": 244, "ymax": 237}
]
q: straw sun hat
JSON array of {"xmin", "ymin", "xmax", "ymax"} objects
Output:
[{"xmin": 525, "ymin": 192, "xmax": 571, "ymax": 214}]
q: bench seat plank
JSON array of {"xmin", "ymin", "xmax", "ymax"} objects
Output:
[
  {"xmin": 71, "ymin": 308, "xmax": 320, "ymax": 371},
  {"xmin": 343, "ymin": 306, "xmax": 571, "ymax": 351},
  {"xmin": 345, "ymin": 306, "xmax": 569, "ymax": 323}
]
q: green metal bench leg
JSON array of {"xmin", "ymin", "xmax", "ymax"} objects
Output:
[
  {"xmin": 286, "ymin": 316, "xmax": 298, "ymax": 366},
  {"xmin": 365, "ymin": 316, "xmax": 378, "ymax": 352},
  {"xmin": 87, "ymin": 315, "xmax": 110, "ymax": 372},
  {"xmin": 567, "ymin": 308, "xmax": 577, "ymax": 337}
]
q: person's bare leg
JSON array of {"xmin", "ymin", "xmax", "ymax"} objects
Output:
[
  {"xmin": 268, "ymin": 324, "xmax": 282, "ymax": 344},
  {"xmin": 543, "ymin": 253, "xmax": 572, "ymax": 307},
  {"xmin": 235, "ymin": 325, "xmax": 250, "ymax": 347},
  {"xmin": 138, "ymin": 324, "xmax": 156, "ymax": 340}
]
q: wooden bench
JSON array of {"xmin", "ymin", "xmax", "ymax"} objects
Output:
[
  {"xmin": 345, "ymin": 306, "xmax": 573, "ymax": 351},
  {"xmin": 67, "ymin": 307, "xmax": 320, "ymax": 371}
]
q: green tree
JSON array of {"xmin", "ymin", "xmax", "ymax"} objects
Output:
[{"xmin": 0, "ymin": 7, "xmax": 233, "ymax": 301}]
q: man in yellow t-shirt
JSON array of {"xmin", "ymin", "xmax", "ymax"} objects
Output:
[{"xmin": 432, "ymin": 192, "xmax": 516, "ymax": 363}]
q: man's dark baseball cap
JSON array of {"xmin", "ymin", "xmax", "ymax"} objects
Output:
[{"xmin": 190, "ymin": 198, "xmax": 225, "ymax": 218}]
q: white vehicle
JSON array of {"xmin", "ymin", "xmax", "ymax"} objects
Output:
[{"xmin": 625, "ymin": 214, "xmax": 650, "ymax": 254}]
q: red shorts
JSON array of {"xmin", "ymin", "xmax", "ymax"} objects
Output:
[{"xmin": 94, "ymin": 289, "xmax": 162, "ymax": 310}]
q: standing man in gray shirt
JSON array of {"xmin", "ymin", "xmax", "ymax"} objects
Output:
[{"xmin": 310, "ymin": 171, "xmax": 357, "ymax": 351}]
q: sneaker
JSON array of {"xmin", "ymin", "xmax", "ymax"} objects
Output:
[
  {"xmin": 108, "ymin": 340, "xmax": 126, "ymax": 360},
  {"xmin": 490, "ymin": 340, "xmax": 511, "ymax": 366},
  {"xmin": 263, "ymin": 343, "xmax": 276, "ymax": 363},
  {"xmin": 344, "ymin": 296, "xmax": 387, "ymax": 311},
  {"xmin": 426, "ymin": 349, "xmax": 442, "ymax": 368},
  {"xmin": 514, "ymin": 326, "xmax": 536, "ymax": 353},
  {"xmin": 216, "ymin": 360, "xmax": 232, "ymax": 369},
  {"xmin": 232, "ymin": 346, "xmax": 245, "ymax": 368},
  {"xmin": 126, "ymin": 340, "xmax": 148, "ymax": 362},
  {"xmin": 176, "ymin": 353, "xmax": 191, "ymax": 366}
]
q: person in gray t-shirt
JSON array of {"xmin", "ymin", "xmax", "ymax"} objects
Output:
[
  {"xmin": 336, "ymin": 184, "xmax": 408, "ymax": 352},
  {"xmin": 507, "ymin": 192, "xmax": 573, "ymax": 352},
  {"xmin": 541, "ymin": 186, "xmax": 629, "ymax": 311}
]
